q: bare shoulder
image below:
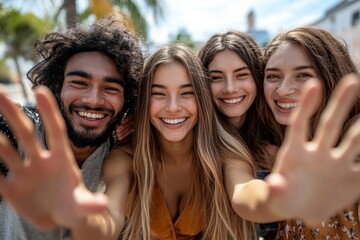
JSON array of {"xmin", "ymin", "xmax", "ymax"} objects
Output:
[
  {"xmin": 111, "ymin": 142, "xmax": 133, "ymax": 156},
  {"xmin": 104, "ymin": 143, "xmax": 133, "ymax": 179}
]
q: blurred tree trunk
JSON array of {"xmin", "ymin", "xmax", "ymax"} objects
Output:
[
  {"xmin": 60, "ymin": 0, "xmax": 163, "ymax": 39},
  {"xmin": 64, "ymin": 0, "xmax": 78, "ymax": 27},
  {"xmin": 11, "ymin": 55, "xmax": 28, "ymax": 101}
]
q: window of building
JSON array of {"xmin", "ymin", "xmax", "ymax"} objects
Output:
[{"xmin": 352, "ymin": 11, "xmax": 360, "ymax": 27}]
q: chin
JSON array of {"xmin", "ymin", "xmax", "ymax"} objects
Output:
[{"xmin": 276, "ymin": 117, "xmax": 290, "ymax": 126}]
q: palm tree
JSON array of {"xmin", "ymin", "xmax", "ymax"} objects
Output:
[
  {"xmin": 57, "ymin": 0, "xmax": 163, "ymax": 39},
  {"xmin": 0, "ymin": 8, "xmax": 53, "ymax": 102}
]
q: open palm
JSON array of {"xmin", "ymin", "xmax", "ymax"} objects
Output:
[
  {"xmin": 267, "ymin": 74, "xmax": 360, "ymax": 226},
  {"xmin": 0, "ymin": 87, "xmax": 108, "ymax": 230}
]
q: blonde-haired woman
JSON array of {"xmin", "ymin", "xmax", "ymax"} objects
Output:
[{"xmin": 121, "ymin": 42, "xmax": 255, "ymax": 239}]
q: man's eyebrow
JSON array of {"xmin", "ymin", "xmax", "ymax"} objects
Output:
[
  {"xmin": 65, "ymin": 71, "xmax": 124, "ymax": 87},
  {"xmin": 65, "ymin": 70, "xmax": 90, "ymax": 79},
  {"xmin": 104, "ymin": 76, "xmax": 125, "ymax": 87}
]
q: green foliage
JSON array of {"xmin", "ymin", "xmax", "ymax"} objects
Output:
[
  {"xmin": 170, "ymin": 28, "xmax": 195, "ymax": 49},
  {"xmin": 0, "ymin": 58, "xmax": 11, "ymax": 84},
  {"xmin": 113, "ymin": 0, "xmax": 163, "ymax": 38},
  {"xmin": 77, "ymin": 0, "xmax": 163, "ymax": 40},
  {"xmin": 0, "ymin": 8, "xmax": 53, "ymax": 62},
  {"xmin": 0, "ymin": 7, "xmax": 53, "ymax": 100}
]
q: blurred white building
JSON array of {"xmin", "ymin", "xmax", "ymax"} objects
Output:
[
  {"xmin": 311, "ymin": 0, "xmax": 360, "ymax": 66},
  {"xmin": 246, "ymin": 9, "xmax": 270, "ymax": 47}
]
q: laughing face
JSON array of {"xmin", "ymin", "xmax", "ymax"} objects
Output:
[
  {"xmin": 264, "ymin": 42, "xmax": 321, "ymax": 125},
  {"xmin": 60, "ymin": 51, "xmax": 124, "ymax": 147},
  {"xmin": 208, "ymin": 49, "xmax": 257, "ymax": 129},
  {"xmin": 149, "ymin": 62, "xmax": 198, "ymax": 143}
]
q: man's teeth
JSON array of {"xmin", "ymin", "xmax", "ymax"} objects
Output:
[
  {"xmin": 277, "ymin": 102, "xmax": 297, "ymax": 110},
  {"xmin": 223, "ymin": 97, "xmax": 244, "ymax": 104},
  {"xmin": 162, "ymin": 118, "xmax": 186, "ymax": 124},
  {"xmin": 78, "ymin": 111, "xmax": 105, "ymax": 119}
]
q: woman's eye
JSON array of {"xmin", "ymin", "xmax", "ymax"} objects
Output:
[
  {"xmin": 105, "ymin": 87, "xmax": 121, "ymax": 92},
  {"xmin": 265, "ymin": 74, "xmax": 280, "ymax": 81},
  {"xmin": 70, "ymin": 80, "xmax": 88, "ymax": 87},
  {"xmin": 210, "ymin": 76, "xmax": 222, "ymax": 82},
  {"xmin": 236, "ymin": 73, "xmax": 250, "ymax": 79},
  {"xmin": 181, "ymin": 91, "xmax": 194, "ymax": 96},
  {"xmin": 75, "ymin": 81, "xmax": 87, "ymax": 85},
  {"xmin": 297, "ymin": 73, "xmax": 312, "ymax": 78},
  {"xmin": 151, "ymin": 92, "xmax": 165, "ymax": 96}
]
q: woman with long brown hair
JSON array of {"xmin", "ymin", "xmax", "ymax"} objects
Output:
[{"xmin": 263, "ymin": 26, "xmax": 360, "ymax": 239}]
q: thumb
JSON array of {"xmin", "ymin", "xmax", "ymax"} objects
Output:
[
  {"xmin": 266, "ymin": 173, "xmax": 287, "ymax": 195},
  {"xmin": 74, "ymin": 186, "xmax": 108, "ymax": 214}
]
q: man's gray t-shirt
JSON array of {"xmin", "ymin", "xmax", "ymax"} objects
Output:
[{"xmin": 0, "ymin": 106, "xmax": 112, "ymax": 240}]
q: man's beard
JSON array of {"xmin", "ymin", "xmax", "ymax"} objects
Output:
[{"xmin": 60, "ymin": 102, "xmax": 122, "ymax": 148}]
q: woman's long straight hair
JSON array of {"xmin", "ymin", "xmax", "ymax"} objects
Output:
[
  {"xmin": 124, "ymin": 43, "xmax": 257, "ymax": 239},
  {"xmin": 198, "ymin": 30, "xmax": 280, "ymax": 170}
]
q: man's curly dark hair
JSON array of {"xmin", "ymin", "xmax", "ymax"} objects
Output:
[{"xmin": 27, "ymin": 17, "xmax": 144, "ymax": 117}]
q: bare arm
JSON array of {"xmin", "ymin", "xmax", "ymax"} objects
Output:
[
  {"xmin": 266, "ymin": 74, "xmax": 360, "ymax": 226},
  {"xmin": 0, "ymin": 87, "xmax": 132, "ymax": 239},
  {"xmin": 224, "ymin": 158, "xmax": 282, "ymax": 223},
  {"xmin": 225, "ymin": 74, "xmax": 360, "ymax": 225}
]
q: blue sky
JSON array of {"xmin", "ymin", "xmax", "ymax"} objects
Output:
[
  {"xmin": 4, "ymin": 0, "xmax": 341, "ymax": 45},
  {"xmin": 145, "ymin": 0, "xmax": 340, "ymax": 44}
]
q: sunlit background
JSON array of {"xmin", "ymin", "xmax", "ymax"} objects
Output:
[{"xmin": 0, "ymin": 0, "xmax": 359, "ymax": 104}]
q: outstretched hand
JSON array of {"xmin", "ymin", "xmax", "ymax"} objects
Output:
[
  {"xmin": 0, "ymin": 87, "xmax": 108, "ymax": 230},
  {"xmin": 267, "ymin": 74, "xmax": 360, "ymax": 226}
]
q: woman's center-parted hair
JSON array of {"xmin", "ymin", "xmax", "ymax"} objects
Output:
[
  {"xmin": 198, "ymin": 30, "xmax": 279, "ymax": 168},
  {"xmin": 263, "ymin": 26, "xmax": 360, "ymax": 139},
  {"xmin": 137, "ymin": 43, "xmax": 215, "ymax": 141}
]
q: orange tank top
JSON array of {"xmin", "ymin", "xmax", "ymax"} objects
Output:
[
  {"xmin": 125, "ymin": 183, "xmax": 205, "ymax": 240},
  {"xmin": 150, "ymin": 183, "xmax": 205, "ymax": 240}
]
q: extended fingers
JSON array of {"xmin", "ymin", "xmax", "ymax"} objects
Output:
[
  {"xmin": 0, "ymin": 136, "xmax": 24, "ymax": 200},
  {"xmin": 0, "ymin": 174, "xmax": 8, "ymax": 197},
  {"xmin": 336, "ymin": 116, "xmax": 360, "ymax": 166},
  {"xmin": 0, "ymin": 92, "xmax": 43, "ymax": 159},
  {"xmin": 34, "ymin": 87, "xmax": 72, "ymax": 152},
  {"xmin": 0, "ymin": 134, "xmax": 24, "ymax": 171},
  {"xmin": 285, "ymin": 80, "xmax": 322, "ymax": 144},
  {"xmin": 314, "ymin": 74, "xmax": 360, "ymax": 148}
]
